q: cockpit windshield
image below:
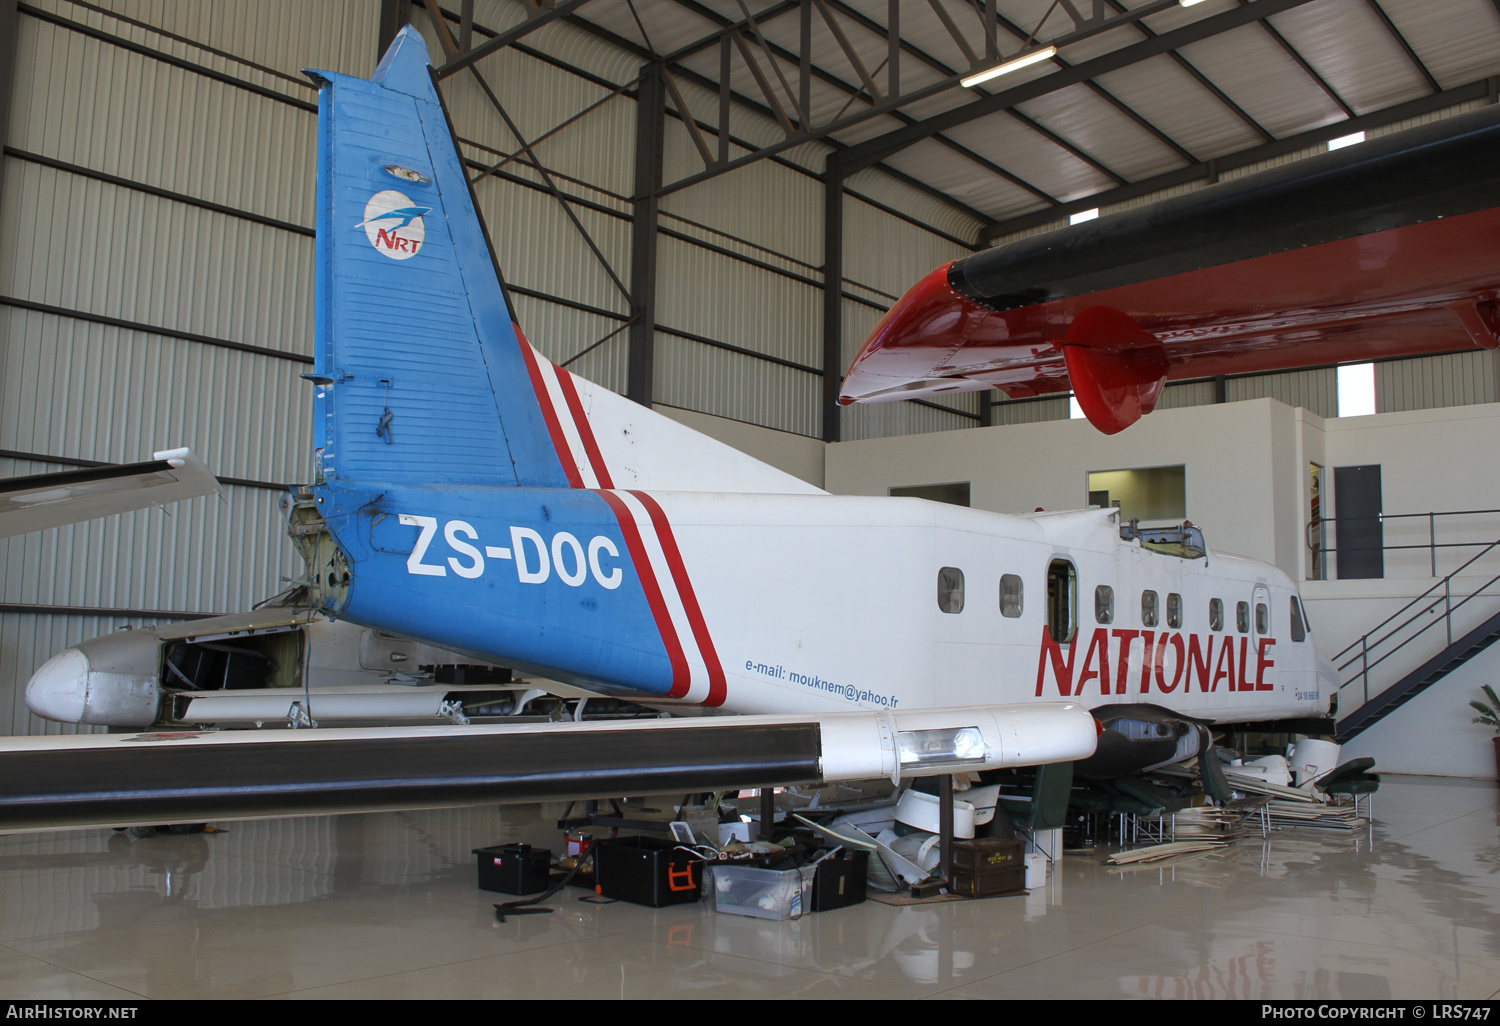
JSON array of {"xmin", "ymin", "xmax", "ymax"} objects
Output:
[{"xmin": 1120, "ymin": 519, "xmax": 1207, "ymax": 560}]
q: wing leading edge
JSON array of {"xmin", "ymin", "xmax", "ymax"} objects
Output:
[
  {"xmin": 841, "ymin": 102, "xmax": 1500, "ymax": 433},
  {"xmin": 0, "ymin": 703, "xmax": 1095, "ymax": 832}
]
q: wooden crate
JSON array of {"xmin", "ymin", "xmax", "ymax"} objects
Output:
[{"xmin": 949, "ymin": 838, "xmax": 1026, "ymax": 898}]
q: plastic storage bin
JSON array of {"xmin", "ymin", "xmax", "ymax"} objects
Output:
[
  {"xmin": 473, "ymin": 843, "xmax": 552, "ymax": 895},
  {"xmin": 809, "ymin": 848, "xmax": 868, "ymax": 911},
  {"xmin": 709, "ymin": 862, "xmax": 816, "ymax": 920},
  {"xmin": 594, "ymin": 836, "xmax": 704, "ymax": 906}
]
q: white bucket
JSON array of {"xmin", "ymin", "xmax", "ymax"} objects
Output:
[
  {"xmin": 1024, "ymin": 852, "xmax": 1046, "ymax": 889},
  {"xmin": 1289, "ymin": 738, "xmax": 1341, "ymax": 787}
]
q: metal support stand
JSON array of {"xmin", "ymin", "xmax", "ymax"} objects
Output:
[
  {"xmin": 556, "ymin": 798, "xmax": 661, "ymax": 834},
  {"xmin": 760, "ymin": 788, "xmax": 776, "ymax": 841},
  {"xmin": 910, "ymin": 774, "xmax": 954, "ymax": 898}
]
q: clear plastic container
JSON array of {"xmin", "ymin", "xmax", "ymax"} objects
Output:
[{"xmin": 707, "ymin": 863, "xmax": 816, "ymax": 920}]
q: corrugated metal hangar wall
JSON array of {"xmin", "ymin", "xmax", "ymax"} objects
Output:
[{"xmin": 0, "ymin": 0, "xmax": 1495, "ymax": 736}]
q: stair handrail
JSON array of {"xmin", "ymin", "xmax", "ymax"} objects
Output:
[
  {"xmin": 1309, "ymin": 506, "xmax": 1500, "ymax": 577},
  {"xmin": 1333, "ymin": 534, "xmax": 1500, "ymax": 709}
]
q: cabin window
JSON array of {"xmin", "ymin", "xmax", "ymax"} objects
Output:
[
  {"xmin": 1000, "ymin": 574, "xmax": 1023, "ymax": 617},
  {"xmin": 937, "ymin": 567, "xmax": 965, "ymax": 614},
  {"xmin": 1209, "ymin": 598, "xmax": 1224, "ymax": 631},
  {"xmin": 1141, "ymin": 590, "xmax": 1159, "ymax": 627},
  {"xmin": 1046, "ymin": 559, "xmax": 1077, "ymax": 643},
  {"xmin": 1256, "ymin": 602, "xmax": 1270, "ymax": 635},
  {"xmin": 1167, "ymin": 592, "xmax": 1183, "ymax": 629},
  {"xmin": 1290, "ymin": 597, "xmax": 1307, "ymax": 642},
  {"xmin": 1095, "ymin": 585, "xmax": 1114, "ymax": 624},
  {"xmin": 1236, "ymin": 601, "xmax": 1250, "ymax": 633}
]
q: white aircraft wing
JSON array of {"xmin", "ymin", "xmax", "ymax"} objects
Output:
[
  {"xmin": 0, "ymin": 447, "xmax": 220, "ymax": 537},
  {"xmin": 0, "ymin": 702, "xmax": 1095, "ymax": 832}
]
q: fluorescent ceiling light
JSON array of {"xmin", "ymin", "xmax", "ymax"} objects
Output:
[
  {"xmin": 961, "ymin": 46, "xmax": 1057, "ymax": 88},
  {"xmin": 1328, "ymin": 130, "xmax": 1366, "ymax": 151},
  {"xmin": 1069, "ymin": 208, "xmax": 1100, "ymax": 225},
  {"xmin": 1179, "ymin": 0, "xmax": 1211, "ymax": 7}
]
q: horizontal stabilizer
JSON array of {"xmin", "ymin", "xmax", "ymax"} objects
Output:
[{"xmin": 0, "ymin": 448, "xmax": 219, "ymax": 538}]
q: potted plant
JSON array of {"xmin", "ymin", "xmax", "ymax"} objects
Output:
[{"xmin": 1471, "ymin": 685, "xmax": 1500, "ymax": 784}]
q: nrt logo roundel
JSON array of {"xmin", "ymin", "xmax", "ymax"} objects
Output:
[{"xmin": 357, "ymin": 190, "xmax": 431, "ymax": 260}]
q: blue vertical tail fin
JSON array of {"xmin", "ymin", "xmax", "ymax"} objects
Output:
[
  {"xmin": 307, "ymin": 27, "xmax": 571, "ymax": 490},
  {"xmin": 307, "ymin": 28, "xmax": 823, "ymax": 498}
]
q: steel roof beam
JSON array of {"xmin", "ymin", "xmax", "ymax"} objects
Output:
[
  {"xmin": 1102, "ymin": 0, "xmax": 1273, "ymax": 143},
  {"xmin": 655, "ymin": 0, "xmax": 1025, "ymax": 218},
  {"xmin": 976, "ymin": 74, "xmax": 1500, "ymax": 244},
  {"xmin": 837, "ymin": 0, "xmax": 1136, "ymax": 189},
  {"xmin": 1240, "ymin": 0, "xmax": 1355, "ymax": 118},
  {"xmin": 434, "ymin": 0, "xmax": 594, "ymax": 78},
  {"xmin": 1363, "ymin": 0, "xmax": 1441, "ymax": 94},
  {"xmin": 422, "ymin": 0, "xmax": 631, "ymax": 303},
  {"xmin": 662, "ymin": 0, "xmax": 800, "ymax": 62},
  {"xmin": 950, "ymin": 0, "xmax": 1201, "ymax": 165},
  {"xmin": 838, "ymin": 0, "xmax": 1316, "ymax": 176}
]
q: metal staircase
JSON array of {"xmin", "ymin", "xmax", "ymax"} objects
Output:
[{"xmin": 1333, "ymin": 537, "xmax": 1500, "ymax": 742}]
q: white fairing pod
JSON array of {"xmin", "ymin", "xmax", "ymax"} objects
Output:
[
  {"xmin": 817, "ymin": 702, "xmax": 1097, "ymax": 782},
  {"xmin": 26, "ymin": 646, "xmax": 160, "ymax": 727}
]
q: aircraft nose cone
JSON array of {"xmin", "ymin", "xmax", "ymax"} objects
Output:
[{"xmin": 25, "ymin": 648, "xmax": 89, "ymax": 723}]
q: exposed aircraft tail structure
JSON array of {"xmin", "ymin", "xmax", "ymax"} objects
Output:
[
  {"xmin": 298, "ymin": 29, "xmax": 822, "ymax": 705},
  {"xmin": 307, "ymin": 27, "xmax": 816, "ymax": 496}
]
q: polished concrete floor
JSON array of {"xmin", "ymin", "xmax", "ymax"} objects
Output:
[{"xmin": 1, "ymin": 775, "xmax": 1497, "ymax": 1000}]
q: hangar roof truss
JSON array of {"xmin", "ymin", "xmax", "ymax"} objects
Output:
[{"xmin": 434, "ymin": 0, "xmax": 1500, "ymax": 246}]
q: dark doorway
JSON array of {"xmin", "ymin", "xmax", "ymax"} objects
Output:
[{"xmin": 1334, "ymin": 465, "xmax": 1383, "ymax": 579}]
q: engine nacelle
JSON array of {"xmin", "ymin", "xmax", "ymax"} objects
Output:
[{"xmin": 1074, "ymin": 703, "xmax": 1205, "ymax": 779}]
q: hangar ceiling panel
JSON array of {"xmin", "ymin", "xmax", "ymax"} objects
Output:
[
  {"xmin": 1089, "ymin": 55, "xmax": 1268, "ymax": 162},
  {"xmin": 544, "ymin": 0, "xmax": 1500, "ymax": 242},
  {"xmin": 1375, "ymin": 0, "xmax": 1500, "ymax": 91},
  {"xmin": 1267, "ymin": 0, "xmax": 1438, "ymax": 114},
  {"xmin": 1173, "ymin": 25, "xmax": 1348, "ymax": 139},
  {"xmin": 877, "ymin": 138, "xmax": 1051, "ymax": 219},
  {"xmin": 943, "ymin": 106, "xmax": 1127, "ymax": 205},
  {"xmin": 1010, "ymin": 82, "xmax": 1186, "ymax": 184}
]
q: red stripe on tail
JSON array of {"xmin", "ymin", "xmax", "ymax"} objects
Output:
[
  {"xmin": 555, "ymin": 368, "xmax": 613, "ymax": 489},
  {"xmin": 597, "ymin": 490, "xmax": 689, "ymax": 698},
  {"xmin": 514, "ymin": 327, "xmax": 583, "ymax": 488},
  {"xmin": 629, "ymin": 490, "xmax": 726, "ymax": 707}
]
